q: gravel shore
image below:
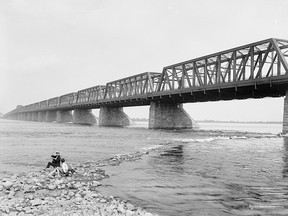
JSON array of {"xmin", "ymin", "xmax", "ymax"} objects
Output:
[{"xmin": 0, "ymin": 150, "xmax": 160, "ymax": 216}]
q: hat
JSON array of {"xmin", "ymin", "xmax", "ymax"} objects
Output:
[
  {"xmin": 56, "ymin": 151, "xmax": 60, "ymax": 154},
  {"xmin": 61, "ymin": 158, "xmax": 65, "ymax": 162}
]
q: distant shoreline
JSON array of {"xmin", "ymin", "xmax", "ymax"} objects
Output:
[{"xmin": 131, "ymin": 118, "xmax": 282, "ymax": 124}]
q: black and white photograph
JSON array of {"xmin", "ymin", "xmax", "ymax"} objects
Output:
[{"xmin": 1, "ymin": 0, "xmax": 288, "ymax": 215}]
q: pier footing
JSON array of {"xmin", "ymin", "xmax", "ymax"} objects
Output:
[
  {"xmin": 56, "ymin": 110, "xmax": 73, "ymax": 123},
  {"xmin": 73, "ymin": 109, "xmax": 97, "ymax": 125},
  {"xmin": 149, "ymin": 102, "xmax": 199, "ymax": 129},
  {"xmin": 46, "ymin": 111, "xmax": 57, "ymax": 122},
  {"xmin": 99, "ymin": 107, "xmax": 134, "ymax": 127}
]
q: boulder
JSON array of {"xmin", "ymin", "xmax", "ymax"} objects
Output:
[{"xmin": 3, "ymin": 181, "xmax": 13, "ymax": 190}]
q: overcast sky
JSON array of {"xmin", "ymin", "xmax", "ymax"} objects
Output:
[{"xmin": 0, "ymin": 0, "xmax": 288, "ymax": 121}]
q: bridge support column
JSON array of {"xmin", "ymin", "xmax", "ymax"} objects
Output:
[
  {"xmin": 149, "ymin": 102, "xmax": 199, "ymax": 129},
  {"xmin": 24, "ymin": 113, "xmax": 29, "ymax": 121},
  {"xmin": 27, "ymin": 112, "xmax": 32, "ymax": 121},
  {"xmin": 56, "ymin": 110, "xmax": 73, "ymax": 123},
  {"xmin": 31, "ymin": 112, "xmax": 39, "ymax": 121},
  {"xmin": 20, "ymin": 113, "xmax": 24, "ymax": 120},
  {"xmin": 73, "ymin": 109, "xmax": 97, "ymax": 125},
  {"xmin": 46, "ymin": 111, "xmax": 57, "ymax": 122},
  {"xmin": 38, "ymin": 111, "xmax": 46, "ymax": 122},
  {"xmin": 283, "ymin": 91, "xmax": 288, "ymax": 134},
  {"xmin": 99, "ymin": 107, "xmax": 134, "ymax": 127},
  {"xmin": 17, "ymin": 113, "xmax": 21, "ymax": 120}
]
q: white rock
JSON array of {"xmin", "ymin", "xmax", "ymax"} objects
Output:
[
  {"xmin": 126, "ymin": 203, "xmax": 135, "ymax": 211},
  {"xmin": 3, "ymin": 181, "xmax": 13, "ymax": 190}
]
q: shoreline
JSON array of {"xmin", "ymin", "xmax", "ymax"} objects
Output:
[{"xmin": 0, "ymin": 149, "xmax": 162, "ymax": 216}]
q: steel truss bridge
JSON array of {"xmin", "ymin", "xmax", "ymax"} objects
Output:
[{"xmin": 5, "ymin": 38, "xmax": 288, "ymax": 116}]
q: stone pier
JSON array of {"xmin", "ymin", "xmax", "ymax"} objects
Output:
[
  {"xmin": 56, "ymin": 110, "xmax": 73, "ymax": 123},
  {"xmin": 149, "ymin": 102, "xmax": 199, "ymax": 129},
  {"xmin": 27, "ymin": 112, "xmax": 32, "ymax": 121},
  {"xmin": 46, "ymin": 111, "xmax": 57, "ymax": 122},
  {"xmin": 99, "ymin": 107, "xmax": 134, "ymax": 127},
  {"xmin": 283, "ymin": 90, "xmax": 288, "ymax": 134},
  {"xmin": 73, "ymin": 109, "xmax": 97, "ymax": 125},
  {"xmin": 38, "ymin": 112, "xmax": 46, "ymax": 122},
  {"xmin": 31, "ymin": 112, "xmax": 39, "ymax": 121}
]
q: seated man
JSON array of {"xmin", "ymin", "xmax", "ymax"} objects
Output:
[
  {"xmin": 60, "ymin": 158, "xmax": 75, "ymax": 176},
  {"xmin": 49, "ymin": 158, "xmax": 75, "ymax": 177},
  {"xmin": 46, "ymin": 151, "xmax": 61, "ymax": 169}
]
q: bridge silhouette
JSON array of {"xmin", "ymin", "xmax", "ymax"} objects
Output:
[{"xmin": 4, "ymin": 38, "xmax": 288, "ymax": 132}]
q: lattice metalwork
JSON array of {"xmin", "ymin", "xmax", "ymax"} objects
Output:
[
  {"xmin": 48, "ymin": 97, "xmax": 59, "ymax": 107},
  {"xmin": 158, "ymin": 38, "xmax": 288, "ymax": 91},
  {"xmin": 40, "ymin": 100, "xmax": 48, "ymax": 108},
  {"xmin": 104, "ymin": 72, "xmax": 162, "ymax": 99},
  {"xmin": 77, "ymin": 85, "xmax": 106, "ymax": 103},
  {"xmin": 59, "ymin": 93, "xmax": 77, "ymax": 105}
]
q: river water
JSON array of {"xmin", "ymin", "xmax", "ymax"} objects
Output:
[{"xmin": 0, "ymin": 119, "xmax": 288, "ymax": 216}]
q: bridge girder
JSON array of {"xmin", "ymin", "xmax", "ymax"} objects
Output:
[{"xmin": 158, "ymin": 38, "xmax": 288, "ymax": 92}]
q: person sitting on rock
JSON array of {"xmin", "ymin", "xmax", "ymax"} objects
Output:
[
  {"xmin": 46, "ymin": 150, "xmax": 61, "ymax": 169},
  {"xmin": 60, "ymin": 158, "xmax": 75, "ymax": 176}
]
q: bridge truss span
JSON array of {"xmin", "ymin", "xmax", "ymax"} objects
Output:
[
  {"xmin": 4, "ymin": 38, "xmax": 288, "ymax": 122},
  {"xmin": 158, "ymin": 38, "xmax": 288, "ymax": 99},
  {"xmin": 104, "ymin": 72, "xmax": 162, "ymax": 100}
]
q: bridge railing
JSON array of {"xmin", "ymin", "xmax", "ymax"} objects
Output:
[{"xmin": 157, "ymin": 38, "xmax": 288, "ymax": 92}]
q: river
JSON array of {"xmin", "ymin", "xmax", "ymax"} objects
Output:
[{"xmin": 0, "ymin": 119, "xmax": 287, "ymax": 215}]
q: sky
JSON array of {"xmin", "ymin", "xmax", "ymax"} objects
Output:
[{"xmin": 0, "ymin": 0, "xmax": 288, "ymax": 121}]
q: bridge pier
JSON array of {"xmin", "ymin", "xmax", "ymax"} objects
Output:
[
  {"xmin": 31, "ymin": 112, "xmax": 38, "ymax": 121},
  {"xmin": 283, "ymin": 91, "xmax": 288, "ymax": 134},
  {"xmin": 56, "ymin": 110, "xmax": 73, "ymax": 123},
  {"xmin": 37, "ymin": 111, "xmax": 46, "ymax": 122},
  {"xmin": 73, "ymin": 109, "xmax": 97, "ymax": 125},
  {"xmin": 21, "ymin": 113, "xmax": 25, "ymax": 121},
  {"xmin": 149, "ymin": 102, "xmax": 199, "ymax": 129},
  {"xmin": 99, "ymin": 107, "xmax": 134, "ymax": 127},
  {"xmin": 46, "ymin": 111, "xmax": 57, "ymax": 122}
]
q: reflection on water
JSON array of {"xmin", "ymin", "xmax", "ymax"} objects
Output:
[
  {"xmin": 159, "ymin": 145, "xmax": 184, "ymax": 174},
  {"xmin": 282, "ymin": 137, "xmax": 288, "ymax": 178}
]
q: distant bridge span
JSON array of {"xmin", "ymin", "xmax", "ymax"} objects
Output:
[{"xmin": 4, "ymin": 38, "xmax": 288, "ymax": 132}]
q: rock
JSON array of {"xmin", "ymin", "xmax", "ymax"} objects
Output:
[
  {"xmin": 30, "ymin": 198, "xmax": 42, "ymax": 206},
  {"xmin": 126, "ymin": 210, "xmax": 135, "ymax": 216},
  {"xmin": 8, "ymin": 211, "xmax": 18, "ymax": 216},
  {"xmin": 92, "ymin": 181, "xmax": 101, "ymax": 187},
  {"xmin": 3, "ymin": 181, "xmax": 13, "ymax": 190},
  {"xmin": 99, "ymin": 198, "xmax": 107, "ymax": 203},
  {"xmin": 126, "ymin": 203, "xmax": 135, "ymax": 211},
  {"xmin": 48, "ymin": 184, "xmax": 56, "ymax": 190},
  {"xmin": 117, "ymin": 203, "xmax": 126, "ymax": 213},
  {"xmin": 143, "ymin": 212, "xmax": 154, "ymax": 216},
  {"xmin": 8, "ymin": 191, "xmax": 15, "ymax": 199},
  {"xmin": 73, "ymin": 182, "xmax": 82, "ymax": 189},
  {"xmin": 68, "ymin": 191, "xmax": 75, "ymax": 197}
]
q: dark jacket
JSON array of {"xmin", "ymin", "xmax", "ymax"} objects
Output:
[{"xmin": 51, "ymin": 154, "xmax": 61, "ymax": 166}]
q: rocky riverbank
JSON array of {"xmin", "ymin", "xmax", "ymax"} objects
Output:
[{"xmin": 0, "ymin": 150, "xmax": 162, "ymax": 216}]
